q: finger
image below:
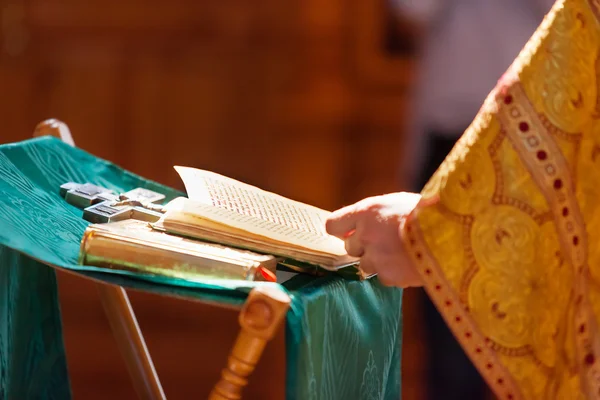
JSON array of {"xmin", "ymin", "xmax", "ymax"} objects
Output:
[
  {"xmin": 357, "ymin": 254, "xmax": 377, "ymax": 275},
  {"xmin": 326, "ymin": 204, "xmax": 361, "ymax": 238},
  {"xmin": 377, "ymin": 267, "xmax": 400, "ymax": 287},
  {"xmin": 371, "ymin": 252, "xmax": 420, "ymax": 288},
  {"xmin": 344, "ymin": 231, "xmax": 364, "ymax": 257},
  {"xmin": 362, "ymin": 251, "xmax": 403, "ymax": 287}
]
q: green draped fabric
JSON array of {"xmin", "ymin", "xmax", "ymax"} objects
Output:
[
  {"xmin": 0, "ymin": 248, "xmax": 71, "ymax": 399},
  {"xmin": 0, "ymin": 136, "xmax": 402, "ymax": 399}
]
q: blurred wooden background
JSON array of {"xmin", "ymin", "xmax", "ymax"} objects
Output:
[{"xmin": 0, "ymin": 0, "xmax": 427, "ymax": 398}]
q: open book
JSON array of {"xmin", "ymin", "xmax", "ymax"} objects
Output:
[{"xmin": 151, "ymin": 166, "xmax": 359, "ymax": 270}]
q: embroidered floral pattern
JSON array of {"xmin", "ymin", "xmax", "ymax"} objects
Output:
[{"xmin": 403, "ymin": 1, "xmax": 600, "ymax": 398}]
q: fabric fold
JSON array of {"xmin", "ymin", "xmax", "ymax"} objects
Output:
[{"xmin": 401, "ymin": 0, "xmax": 600, "ymax": 398}]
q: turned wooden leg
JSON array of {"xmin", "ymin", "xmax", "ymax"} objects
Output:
[
  {"xmin": 34, "ymin": 118, "xmax": 75, "ymax": 146},
  {"xmin": 97, "ymin": 284, "xmax": 166, "ymax": 400},
  {"xmin": 209, "ymin": 286, "xmax": 291, "ymax": 400},
  {"xmin": 34, "ymin": 119, "xmax": 165, "ymax": 400}
]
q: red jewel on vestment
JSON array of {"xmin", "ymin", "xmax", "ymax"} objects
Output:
[
  {"xmin": 585, "ymin": 353, "xmax": 595, "ymax": 365},
  {"xmin": 553, "ymin": 179, "xmax": 563, "ymax": 189},
  {"xmin": 519, "ymin": 122, "xmax": 529, "ymax": 132}
]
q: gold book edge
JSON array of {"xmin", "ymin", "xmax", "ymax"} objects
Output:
[{"xmin": 78, "ymin": 220, "xmax": 278, "ymax": 283}]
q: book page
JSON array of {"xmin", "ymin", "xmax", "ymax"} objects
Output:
[
  {"xmin": 92, "ymin": 219, "xmax": 275, "ymax": 266},
  {"xmin": 172, "ymin": 166, "xmax": 348, "ymax": 256}
]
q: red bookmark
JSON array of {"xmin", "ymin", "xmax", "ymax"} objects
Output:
[{"xmin": 258, "ymin": 266, "xmax": 277, "ymax": 282}]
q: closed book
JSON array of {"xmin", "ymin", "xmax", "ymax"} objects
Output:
[{"xmin": 78, "ymin": 219, "xmax": 278, "ymax": 283}]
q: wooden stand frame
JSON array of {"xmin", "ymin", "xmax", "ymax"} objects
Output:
[
  {"xmin": 209, "ymin": 286, "xmax": 290, "ymax": 400},
  {"xmin": 33, "ymin": 118, "xmax": 291, "ymax": 399}
]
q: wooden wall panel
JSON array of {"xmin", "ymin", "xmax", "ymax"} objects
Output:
[
  {"xmin": 0, "ymin": 61, "xmax": 38, "ymax": 143},
  {"xmin": 0, "ymin": 0, "xmax": 423, "ymax": 398},
  {"xmin": 39, "ymin": 54, "xmax": 124, "ymax": 162}
]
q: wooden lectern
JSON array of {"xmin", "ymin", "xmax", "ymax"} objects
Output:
[{"xmin": 33, "ymin": 118, "xmax": 292, "ymax": 400}]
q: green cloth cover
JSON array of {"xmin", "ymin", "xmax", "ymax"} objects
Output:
[{"xmin": 0, "ymin": 136, "xmax": 402, "ymax": 399}]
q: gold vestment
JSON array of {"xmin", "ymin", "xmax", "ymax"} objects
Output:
[{"xmin": 401, "ymin": 0, "xmax": 600, "ymax": 398}]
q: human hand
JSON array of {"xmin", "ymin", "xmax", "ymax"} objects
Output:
[{"xmin": 325, "ymin": 192, "xmax": 423, "ymax": 288}]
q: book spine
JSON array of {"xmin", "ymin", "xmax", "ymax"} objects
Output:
[{"xmin": 78, "ymin": 227, "xmax": 264, "ymax": 282}]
